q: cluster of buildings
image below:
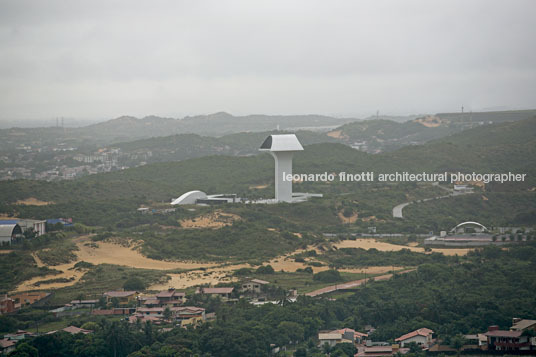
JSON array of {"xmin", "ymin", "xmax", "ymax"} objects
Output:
[
  {"xmin": 317, "ymin": 318, "xmax": 536, "ymax": 356},
  {"xmin": 0, "ymin": 292, "xmax": 51, "ymax": 315},
  {"xmin": 425, "ymin": 221, "xmax": 533, "ymax": 247},
  {"xmin": 0, "ymin": 218, "xmax": 72, "ymax": 245}
]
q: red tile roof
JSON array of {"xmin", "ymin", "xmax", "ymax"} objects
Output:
[
  {"xmin": 485, "ymin": 330, "xmax": 522, "ymax": 338},
  {"xmin": 395, "ymin": 328, "xmax": 434, "ymax": 342},
  {"xmin": 0, "ymin": 339, "xmax": 16, "ymax": 348},
  {"xmin": 62, "ymin": 326, "xmax": 92, "ymax": 334}
]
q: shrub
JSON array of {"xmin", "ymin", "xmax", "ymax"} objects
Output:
[
  {"xmin": 256, "ymin": 265, "xmax": 275, "ymax": 274},
  {"xmin": 123, "ymin": 276, "xmax": 145, "ymax": 291},
  {"xmin": 313, "ymin": 269, "xmax": 342, "ymax": 283}
]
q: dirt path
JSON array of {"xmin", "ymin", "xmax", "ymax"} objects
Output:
[
  {"xmin": 305, "ymin": 269, "xmax": 415, "ymax": 297},
  {"xmin": 334, "ymin": 239, "xmax": 472, "ymax": 256}
]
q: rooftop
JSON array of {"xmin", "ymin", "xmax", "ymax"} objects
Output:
[
  {"xmin": 259, "ymin": 134, "xmax": 304, "ymax": 152},
  {"xmin": 395, "ymin": 328, "xmax": 434, "ymax": 342}
]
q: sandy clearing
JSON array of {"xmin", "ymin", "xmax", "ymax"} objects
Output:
[
  {"xmin": 333, "ymin": 239, "xmax": 472, "ymax": 256},
  {"xmin": 76, "ymin": 241, "xmax": 212, "ymax": 270},
  {"xmin": 148, "ymin": 264, "xmax": 249, "ymax": 290},
  {"xmin": 180, "ymin": 211, "xmax": 240, "ymax": 229},
  {"xmin": 15, "ymin": 261, "xmax": 87, "ymax": 292},
  {"xmin": 15, "ymin": 198, "xmax": 53, "ymax": 206},
  {"xmin": 327, "ymin": 130, "xmax": 348, "ymax": 139}
]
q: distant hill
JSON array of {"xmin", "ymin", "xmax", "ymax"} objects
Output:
[
  {"xmin": 328, "ymin": 109, "xmax": 536, "ymax": 152},
  {"xmin": 436, "ymin": 109, "xmax": 536, "ymax": 124},
  {"xmin": 113, "ymin": 130, "xmax": 337, "ymax": 164},
  {"xmin": 2, "ymin": 116, "xmax": 534, "ymax": 205},
  {"xmin": 73, "ymin": 112, "xmax": 356, "ymax": 143}
]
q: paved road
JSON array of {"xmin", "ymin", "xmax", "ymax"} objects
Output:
[
  {"xmin": 392, "ymin": 183, "xmax": 462, "ymax": 219},
  {"xmin": 392, "ymin": 202, "xmax": 412, "ymax": 218},
  {"xmin": 305, "ymin": 269, "xmax": 415, "ymax": 297}
]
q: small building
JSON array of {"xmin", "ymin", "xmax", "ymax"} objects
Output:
[
  {"xmin": 356, "ymin": 346, "xmax": 395, "ymax": 357},
  {"xmin": 61, "ymin": 326, "xmax": 93, "ymax": 335},
  {"xmin": 484, "ymin": 325, "xmax": 532, "ymax": 352},
  {"xmin": 195, "ymin": 287, "xmax": 234, "ymax": 299},
  {"xmin": 240, "ymin": 278, "xmax": 269, "ymax": 293},
  {"xmin": 0, "ymin": 219, "xmax": 46, "ymax": 237},
  {"xmin": 70, "ymin": 299, "xmax": 98, "ymax": 308},
  {"xmin": 9, "ymin": 292, "xmax": 51, "ymax": 307},
  {"xmin": 0, "ymin": 338, "xmax": 16, "ymax": 355},
  {"xmin": 155, "ymin": 288, "xmax": 186, "ymax": 307},
  {"xmin": 318, "ymin": 328, "xmax": 368, "ymax": 347},
  {"xmin": 511, "ymin": 318, "xmax": 536, "ymax": 332},
  {"xmin": 395, "ymin": 328, "xmax": 434, "ymax": 348},
  {"xmin": 103, "ymin": 291, "xmax": 138, "ymax": 306},
  {"xmin": 0, "ymin": 295, "xmax": 16, "ymax": 314},
  {"xmin": 0, "ymin": 224, "xmax": 22, "ymax": 245}
]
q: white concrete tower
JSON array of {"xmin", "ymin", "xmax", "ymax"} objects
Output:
[{"xmin": 260, "ymin": 134, "xmax": 304, "ymax": 203}]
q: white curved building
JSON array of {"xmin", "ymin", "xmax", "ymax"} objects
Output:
[{"xmin": 171, "ymin": 190, "xmax": 207, "ymax": 205}]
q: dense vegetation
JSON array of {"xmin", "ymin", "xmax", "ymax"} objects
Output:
[{"xmin": 4, "ymin": 243, "xmax": 536, "ymax": 357}]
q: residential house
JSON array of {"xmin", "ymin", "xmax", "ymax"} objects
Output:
[
  {"xmin": 395, "ymin": 328, "xmax": 434, "ymax": 348},
  {"xmin": 103, "ymin": 291, "xmax": 138, "ymax": 306},
  {"xmin": 156, "ymin": 289, "xmax": 186, "ymax": 307},
  {"xmin": 133, "ymin": 306, "xmax": 206, "ymax": 326},
  {"xmin": 0, "ymin": 339, "xmax": 16, "ymax": 355},
  {"xmin": 463, "ymin": 334, "xmax": 488, "ymax": 349},
  {"xmin": 9, "ymin": 292, "xmax": 50, "ymax": 308},
  {"xmin": 484, "ymin": 325, "xmax": 532, "ymax": 353},
  {"xmin": 356, "ymin": 346, "xmax": 396, "ymax": 357},
  {"xmin": 511, "ymin": 318, "xmax": 536, "ymax": 332},
  {"xmin": 61, "ymin": 326, "xmax": 93, "ymax": 335},
  {"xmin": 195, "ymin": 287, "xmax": 234, "ymax": 299},
  {"xmin": 240, "ymin": 278, "xmax": 269, "ymax": 294},
  {"xmin": 70, "ymin": 299, "xmax": 98, "ymax": 308},
  {"xmin": 0, "ymin": 295, "xmax": 15, "ymax": 314},
  {"xmin": 318, "ymin": 328, "xmax": 368, "ymax": 347}
]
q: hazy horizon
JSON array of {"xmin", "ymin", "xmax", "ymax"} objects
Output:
[{"xmin": 1, "ymin": 0, "xmax": 535, "ymax": 121}]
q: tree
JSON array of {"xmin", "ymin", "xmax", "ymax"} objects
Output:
[
  {"xmin": 450, "ymin": 334, "xmax": 466, "ymax": 355},
  {"xmin": 313, "ymin": 269, "xmax": 342, "ymax": 283},
  {"xmin": 163, "ymin": 306, "xmax": 172, "ymax": 321},
  {"xmin": 8, "ymin": 342, "xmax": 38, "ymax": 357},
  {"xmin": 123, "ymin": 276, "xmax": 145, "ymax": 291},
  {"xmin": 256, "ymin": 265, "xmax": 275, "ymax": 274},
  {"xmin": 294, "ymin": 347, "xmax": 307, "ymax": 357}
]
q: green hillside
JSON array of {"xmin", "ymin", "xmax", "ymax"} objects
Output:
[{"xmin": 1, "ymin": 117, "xmax": 534, "ymax": 231}]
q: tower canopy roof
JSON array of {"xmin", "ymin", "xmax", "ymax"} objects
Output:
[{"xmin": 259, "ymin": 134, "xmax": 304, "ymax": 152}]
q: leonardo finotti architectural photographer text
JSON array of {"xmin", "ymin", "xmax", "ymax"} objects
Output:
[{"xmin": 283, "ymin": 171, "xmax": 527, "ymax": 184}]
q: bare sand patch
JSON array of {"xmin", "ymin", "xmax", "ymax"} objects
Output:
[
  {"xmin": 327, "ymin": 130, "xmax": 348, "ymax": 139},
  {"xmin": 15, "ymin": 261, "xmax": 87, "ymax": 292},
  {"xmin": 333, "ymin": 238, "xmax": 472, "ymax": 256},
  {"xmin": 180, "ymin": 211, "xmax": 240, "ymax": 229},
  {"xmin": 15, "ymin": 198, "xmax": 53, "ymax": 206},
  {"xmin": 413, "ymin": 115, "xmax": 445, "ymax": 128},
  {"xmin": 148, "ymin": 263, "xmax": 249, "ymax": 290},
  {"xmin": 75, "ymin": 241, "xmax": 212, "ymax": 270}
]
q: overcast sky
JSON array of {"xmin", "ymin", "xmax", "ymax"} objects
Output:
[{"xmin": 0, "ymin": 0, "xmax": 535, "ymax": 121}]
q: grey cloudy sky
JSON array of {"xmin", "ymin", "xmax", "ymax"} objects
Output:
[{"xmin": 0, "ymin": 0, "xmax": 535, "ymax": 120}]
